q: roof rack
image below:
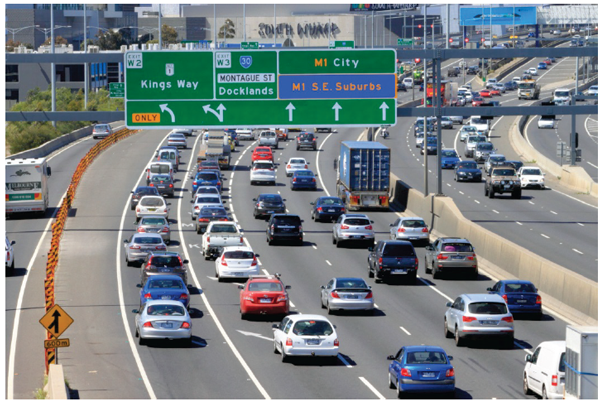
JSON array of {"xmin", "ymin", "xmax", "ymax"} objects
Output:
[{"xmin": 248, "ymin": 273, "xmax": 282, "ymax": 281}]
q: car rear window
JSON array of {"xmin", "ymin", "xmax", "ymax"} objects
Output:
[
  {"xmin": 522, "ymin": 169, "xmax": 542, "ymax": 175},
  {"xmin": 197, "ymin": 197, "xmax": 221, "ymax": 204},
  {"xmin": 336, "ymin": 279, "xmax": 368, "ymax": 288},
  {"xmin": 406, "ymin": 351, "xmax": 447, "ymax": 364},
  {"xmin": 559, "ymin": 353, "xmax": 566, "ymax": 372},
  {"xmin": 148, "ymin": 278, "xmax": 184, "ymax": 289},
  {"xmin": 292, "ymin": 320, "xmax": 334, "ymax": 336},
  {"xmin": 260, "ymin": 195, "xmax": 282, "ymax": 203},
  {"xmin": 401, "ymin": 220, "xmax": 426, "ymax": 228},
  {"xmin": 319, "ymin": 197, "xmax": 342, "ymax": 205},
  {"xmin": 140, "ymin": 197, "xmax": 164, "ymax": 207},
  {"xmin": 201, "ymin": 207, "xmax": 227, "ymax": 215},
  {"xmin": 224, "ymin": 251, "xmax": 254, "ymax": 259},
  {"xmin": 459, "ymin": 162, "xmax": 478, "ymax": 169},
  {"xmin": 170, "ymin": 134, "xmax": 185, "ymax": 140},
  {"xmin": 490, "ymin": 156, "xmax": 506, "ymax": 162},
  {"xmin": 290, "ymin": 159, "xmax": 305, "ymax": 164},
  {"xmin": 504, "ymin": 283, "xmax": 536, "ymax": 293},
  {"xmin": 295, "ymin": 170, "xmax": 313, "ymax": 176},
  {"xmin": 477, "ymin": 144, "xmax": 493, "ymax": 151},
  {"xmin": 196, "ymin": 187, "xmax": 219, "ymax": 194},
  {"xmin": 210, "ymin": 224, "xmax": 237, "ymax": 233},
  {"xmin": 382, "ymin": 244, "xmax": 416, "ymax": 257},
  {"xmin": 141, "ymin": 217, "xmax": 167, "ymax": 225},
  {"xmin": 248, "ymin": 282, "xmax": 283, "ymax": 292},
  {"xmin": 150, "ymin": 256, "xmax": 181, "ymax": 267},
  {"xmin": 442, "ymin": 150, "xmax": 458, "ymax": 157},
  {"xmin": 468, "ymin": 302, "xmax": 508, "ymax": 315},
  {"xmin": 197, "ymin": 173, "xmax": 218, "ymax": 181},
  {"xmin": 136, "ymin": 187, "xmax": 159, "ymax": 196},
  {"xmin": 151, "ymin": 175, "xmax": 170, "ymax": 182},
  {"xmin": 441, "ymin": 243, "xmax": 473, "ymax": 252},
  {"xmin": 254, "ymin": 162, "xmax": 274, "ymax": 169},
  {"xmin": 343, "ymin": 218, "xmax": 370, "ymax": 226},
  {"xmin": 493, "ymin": 169, "xmax": 516, "ymax": 176},
  {"xmin": 95, "ymin": 125, "xmax": 109, "ymax": 131},
  {"xmin": 274, "ymin": 216, "xmax": 301, "ymax": 226},
  {"xmin": 134, "ymin": 236, "xmax": 163, "ymax": 244},
  {"xmin": 146, "ymin": 305, "xmax": 185, "ymax": 316}
]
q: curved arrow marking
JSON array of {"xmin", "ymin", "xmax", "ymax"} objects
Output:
[
  {"xmin": 286, "ymin": 103, "xmax": 296, "ymax": 122},
  {"xmin": 203, "ymin": 104, "xmax": 226, "ymax": 122},
  {"xmin": 332, "ymin": 102, "xmax": 342, "ymax": 122},
  {"xmin": 159, "ymin": 104, "xmax": 176, "ymax": 122},
  {"xmin": 379, "ymin": 102, "xmax": 389, "ymax": 121}
]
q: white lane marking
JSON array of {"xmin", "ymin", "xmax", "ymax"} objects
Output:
[
  {"xmin": 474, "ymin": 200, "xmax": 480, "ymax": 204},
  {"xmin": 541, "ymin": 234, "xmax": 550, "ymax": 239},
  {"xmin": 359, "ymin": 377, "xmax": 386, "ymax": 400},
  {"xmin": 325, "ymin": 260, "xmax": 332, "ymax": 266},
  {"xmin": 516, "ymin": 221, "xmax": 523, "ymax": 225},
  {"xmin": 528, "ymin": 201, "xmax": 535, "ymax": 205},
  {"xmin": 178, "ymin": 137, "xmax": 271, "ymax": 399},
  {"xmin": 374, "ymin": 303, "xmax": 379, "ymax": 308},
  {"xmin": 312, "ymin": 245, "xmax": 318, "ymax": 249},
  {"xmin": 277, "ymin": 191, "xmax": 281, "ymax": 194},
  {"xmin": 417, "ymin": 276, "xmax": 454, "ymax": 301},
  {"xmin": 586, "ymin": 161, "xmax": 598, "ymax": 169},
  {"xmin": 316, "ymin": 131, "xmax": 335, "ymax": 196},
  {"xmin": 338, "ymin": 354, "xmax": 353, "ymax": 368},
  {"xmin": 447, "ymin": 183, "xmax": 452, "ymax": 187},
  {"xmin": 572, "ymin": 249, "xmax": 584, "ymax": 255},
  {"xmin": 492, "ymin": 210, "xmax": 499, "ymax": 214},
  {"xmin": 289, "ymin": 301, "xmax": 296, "ymax": 308},
  {"xmin": 459, "ymin": 191, "xmax": 464, "ymax": 195},
  {"xmin": 550, "ymin": 188, "xmax": 598, "ymax": 209},
  {"xmin": 550, "ymin": 210, "xmax": 558, "ymax": 215},
  {"xmin": 400, "ymin": 326, "xmax": 411, "ymax": 336},
  {"xmin": 577, "ymin": 223, "xmax": 585, "ymax": 227}
]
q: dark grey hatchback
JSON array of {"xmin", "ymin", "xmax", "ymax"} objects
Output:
[
  {"xmin": 149, "ymin": 174, "xmax": 175, "ymax": 198},
  {"xmin": 266, "ymin": 214, "xmax": 303, "ymax": 246},
  {"xmin": 367, "ymin": 240, "xmax": 419, "ymax": 284},
  {"xmin": 253, "ymin": 193, "xmax": 286, "ymax": 219}
]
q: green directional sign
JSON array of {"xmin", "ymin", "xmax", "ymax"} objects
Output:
[
  {"xmin": 397, "ymin": 39, "xmax": 413, "ymax": 46},
  {"xmin": 109, "ymin": 82, "xmax": 124, "ymax": 98},
  {"xmin": 329, "ymin": 40, "xmax": 355, "ymax": 49},
  {"xmin": 241, "ymin": 41, "xmax": 259, "ymax": 49},
  {"xmin": 125, "ymin": 49, "xmax": 397, "ymax": 128}
]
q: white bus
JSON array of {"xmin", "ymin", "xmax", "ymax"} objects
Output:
[{"xmin": 6, "ymin": 158, "xmax": 51, "ymax": 216}]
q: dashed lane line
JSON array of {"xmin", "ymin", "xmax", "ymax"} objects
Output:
[{"xmin": 400, "ymin": 327, "xmax": 411, "ymax": 336}]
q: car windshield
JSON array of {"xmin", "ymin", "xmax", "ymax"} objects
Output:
[
  {"xmin": 196, "ymin": 187, "xmax": 218, "ymax": 194},
  {"xmin": 406, "ymin": 351, "xmax": 447, "ymax": 364},
  {"xmin": 140, "ymin": 197, "xmax": 164, "ymax": 207},
  {"xmin": 197, "ymin": 197, "xmax": 221, "ymax": 204},
  {"xmin": 134, "ymin": 236, "xmax": 163, "ymax": 244},
  {"xmin": 148, "ymin": 278, "xmax": 184, "ymax": 289},
  {"xmin": 248, "ymin": 281, "xmax": 283, "ymax": 292},
  {"xmin": 260, "ymin": 195, "xmax": 282, "ymax": 203},
  {"xmin": 295, "ymin": 170, "xmax": 314, "ymax": 176},
  {"xmin": 210, "ymin": 224, "xmax": 237, "ymax": 233},
  {"xmin": 471, "ymin": 118, "xmax": 487, "ymax": 125},
  {"xmin": 254, "ymin": 163, "xmax": 274, "ymax": 170},
  {"xmin": 559, "ymin": 353, "xmax": 566, "ymax": 372},
  {"xmin": 504, "ymin": 283, "xmax": 536, "ymax": 293},
  {"xmin": 442, "ymin": 243, "xmax": 473, "ymax": 252},
  {"xmin": 343, "ymin": 218, "xmax": 370, "ymax": 226},
  {"xmin": 141, "ymin": 218, "xmax": 167, "ymax": 225},
  {"xmin": 292, "ymin": 320, "xmax": 334, "ymax": 336},
  {"xmin": 335, "ymin": 279, "xmax": 368, "ymax": 288},
  {"xmin": 151, "ymin": 175, "xmax": 170, "ymax": 182},
  {"xmin": 319, "ymin": 197, "xmax": 342, "ymax": 205},
  {"xmin": 493, "ymin": 169, "xmax": 516, "ymax": 176},
  {"xmin": 224, "ymin": 251, "xmax": 254, "ymax": 259},
  {"xmin": 555, "ymin": 91, "xmax": 570, "ymax": 97},
  {"xmin": 300, "ymin": 134, "xmax": 314, "ymax": 140},
  {"xmin": 200, "ymin": 207, "xmax": 227, "ymax": 216},
  {"xmin": 274, "ymin": 216, "xmax": 301, "ymax": 226},
  {"xmin": 459, "ymin": 162, "xmax": 478, "ymax": 169},
  {"xmin": 468, "ymin": 302, "xmax": 508, "ymax": 315},
  {"xmin": 197, "ymin": 173, "xmax": 218, "ymax": 181},
  {"xmin": 442, "ymin": 150, "xmax": 458, "ymax": 157},
  {"xmin": 590, "ymin": 86, "xmax": 598, "ymax": 91},
  {"xmin": 382, "ymin": 244, "xmax": 415, "ymax": 257},
  {"xmin": 290, "ymin": 159, "xmax": 305, "ymax": 164},
  {"xmin": 146, "ymin": 305, "xmax": 185, "ymax": 316},
  {"xmin": 478, "ymin": 144, "xmax": 493, "ymax": 151},
  {"xmin": 401, "ymin": 220, "xmax": 426, "ymax": 228},
  {"xmin": 255, "ymin": 147, "xmax": 271, "ymax": 153},
  {"xmin": 490, "ymin": 156, "xmax": 506, "ymax": 163}
]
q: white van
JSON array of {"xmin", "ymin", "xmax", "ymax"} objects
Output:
[
  {"xmin": 402, "ymin": 77, "xmax": 414, "ymax": 88},
  {"xmin": 146, "ymin": 162, "xmax": 174, "ymax": 185},
  {"xmin": 524, "ymin": 341, "xmax": 566, "ymax": 399},
  {"xmin": 553, "ymin": 88, "xmax": 571, "ymax": 106}
]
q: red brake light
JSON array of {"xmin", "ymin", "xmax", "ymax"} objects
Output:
[
  {"xmin": 292, "ymin": 178, "xmax": 297, "ymax": 182},
  {"xmin": 422, "ymin": 228, "xmax": 429, "ymax": 233},
  {"xmin": 180, "ymin": 294, "xmax": 188, "ymax": 300},
  {"xmin": 400, "ymin": 368, "xmax": 412, "ymax": 377},
  {"xmin": 551, "ymin": 375, "xmax": 558, "ymax": 386},
  {"xmin": 467, "ymin": 254, "xmax": 476, "ymax": 260},
  {"xmin": 415, "ymin": 257, "xmax": 418, "ymax": 267},
  {"xmin": 221, "ymin": 257, "xmax": 228, "ymax": 266},
  {"xmin": 251, "ymin": 257, "xmax": 258, "ymax": 266},
  {"xmin": 240, "ymin": 236, "xmax": 244, "ymax": 243},
  {"xmin": 317, "ymin": 207, "xmax": 323, "ymax": 212},
  {"xmin": 331, "ymin": 290, "xmax": 340, "ymax": 298},
  {"xmin": 304, "ymin": 164, "xmax": 308, "ymax": 169},
  {"xmin": 161, "ymin": 227, "xmax": 169, "ymax": 233},
  {"xmin": 462, "ymin": 316, "xmax": 477, "ymax": 323},
  {"xmin": 501, "ymin": 294, "xmax": 508, "ymax": 302},
  {"xmin": 340, "ymin": 225, "xmax": 349, "ymax": 230},
  {"xmin": 287, "ymin": 165, "xmax": 291, "ymax": 169},
  {"xmin": 365, "ymin": 291, "xmax": 373, "ymax": 299},
  {"xmin": 207, "ymin": 236, "xmax": 210, "ymax": 242},
  {"xmin": 181, "ymin": 321, "xmax": 190, "ymax": 329},
  {"xmin": 286, "ymin": 338, "xmax": 293, "ymax": 346},
  {"xmin": 143, "ymin": 321, "xmax": 153, "ymax": 328},
  {"xmin": 378, "ymin": 257, "xmax": 383, "ymax": 264},
  {"xmin": 437, "ymin": 254, "xmax": 448, "ymax": 260},
  {"xmin": 276, "ymin": 295, "xmax": 287, "ymax": 302},
  {"xmin": 365, "ymin": 225, "xmax": 373, "ymax": 230},
  {"xmin": 501, "ymin": 316, "xmax": 514, "ymax": 323},
  {"xmin": 217, "ymin": 182, "xmax": 221, "ymax": 186},
  {"xmin": 149, "ymin": 183, "xmax": 155, "ymax": 187},
  {"xmin": 130, "ymin": 245, "xmax": 141, "ymax": 250},
  {"xmin": 334, "ymin": 339, "xmax": 339, "ymax": 347},
  {"xmin": 144, "ymin": 293, "xmax": 152, "ymax": 298},
  {"xmin": 536, "ymin": 295, "xmax": 542, "ymax": 305},
  {"xmin": 446, "ymin": 368, "xmax": 455, "ymax": 377},
  {"xmin": 169, "ymin": 184, "xmax": 173, "ymax": 188},
  {"xmin": 199, "ymin": 218, "xmax": 210, "ymax": 222},
  {"xmin": 312, "ymin": 178, "xmax": 316, "ymax": 182},
  {"xmin": 137, "ymin": 227, "xmax": 145, "ymax": 232}
]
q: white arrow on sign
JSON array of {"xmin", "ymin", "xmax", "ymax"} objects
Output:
[
  {"xmin": 332, "ymin": 102, "xmax": 342, "ymax": 122},
  {"xmin": 285, "ymin": 102, "xmax": 296, "ymax": 122},
  {"xmin": 159, "ymin": 104, "xmax": 176, "ymax": 122},
  {"xmin": 236, "ymin": 330, "xmax": 274, "ymax": 342},
  {"xmin": 379, "ymin": 102, "xmax": 389, "ymax": 121},
  {"xmin": 203, "ymin": 104, "xmax": 226, "ymax": 122}
]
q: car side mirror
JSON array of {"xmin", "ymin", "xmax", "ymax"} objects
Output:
[
  {"xmin": 389, "ymin": 223, "xmax": 394, "ymax": 226},
  {"xmin": 448, "ymin": 355, "xmax": 453, "ymax": 361},
  {"xmin": 272, "ymin": 323, "xmax": 279, "ymax": 329},
  {"xmin": 387, "ymin": 355, "xmax": 395, "ymax": 360},
  {"xmin": 130, "ymin": 190, "xmax": 134, "ymax": 194},
  {"xmin": 190, "ymin": 200, "xmax": 194, "ymax": 203},
  {"xmin": 285, "ymin": 285, "xmax": 291, "ymax": 290},
  {"xmin": 525, "ymin": 354, "xmax": 532, "ymax": 362},
  {"xmin": 123, "ymin": 239, "xmax": 129, "ymax": 243},
  {"xmin": 314, "ymin": 174, "xmax": 318, "ymax": 177},
  {"xmin": 301, "ymin": 220, "xmax": 304, "ymax": 223},
  {"xmin": 46, "ymin": 167, "xmax": 52, "ymax": 176},
  {"xmin": 132, "ymin": 309, "xmax": 139, "ymax": 314},
  {"xmin": 167, "ymin": 203, "xmax": 172, "ymax": 206},
  {"xmin": 320, "ymin": 285, "xmax": 325, "ymax": 289},
  {"xmin": 283, "ymin": 199, "xmax": 287, "ymax": 202},
  {"xmin": 253, "ymin": 198, "xmax": 257, "ymax": 201},
  {"xmin": 238, "ymin": 285, "xmax": 244, "ymax": 289},
  {"xmin": 367, "ymin": 247, "xmax": 373, "ymax": 252},
  {"xmin": 183, "ymin": 260, "xmax": 189, "ymax": 264},
  {"xmin": 370, "ymin": 220, "xmax": 375, "ymax": 224},
  {"xmin": 136, "ymin": 283, "xmax": 142, "ymax": 288},
  {"xmin": 446, "ymin": 302, "xmax": 453, "ymax": 307},
  {"xmin": 486, "ymin": 287, "xmax": 493, "ymax": 291},
  {"xmin": 11, "ymin": 240, "xmax": 16, "ymax": 246}
]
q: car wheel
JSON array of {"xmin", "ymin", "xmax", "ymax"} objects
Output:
[
  {"xmin": 388, "ymin": 372, "xmax": 395, "ymax": 389},
  {"xmin": 332, "ymin": 234, "xmax": 337, "ymax": 245},
  {"xmin": 280, "ymin": 345, "xmax": 288, "ymax": 363},
  {"xmin": 471, "ymin": 269, "xmax": 479, "ymax": 280},
  {"xmin": 126, "ymin": 257, "xmax": 132, "ymax": 267},
  {"xmin": 432, "ymin": 266, "xmax": 441, "ymax": 279},
  {"xmin": 196, "ymin": 226, "xmax": 201, "ymax": 234},
  {"xmin": 268, "ymin": 236, "xmax": 273, "ymax": 246},
  {"xmin": 186, "ymin": 336, "xmax": 193, "ymax": 347},
  {"xmin": 321, "ymin": 295, "xmax": 326, "ymax": 309},
  {"xmin": 241, "ymin": 311, "xmax": 247, "ymax": 320},
  {"xmin": 204, "ymin": 252, "xmax": 210, "ymax": 261},
  {"xmin": 454, "ymin": 326, "xmax": 464, "ymax": 346},
  {"xmin": 523, "ymin": 373, "xmax": 532, "ymax": 396},
  {"xmin": 425, "ymin": 259, "xmax": 431, "ymax": 274},
  {"xmin": 138, "ymin": 336, "xmax": 145, "ymax": 346},
  {"xmin": 368, "ymin": 264, "xmax": 374, "ymax": 278},
  {"xmin": 327, "ymin": 303, "xmax": 335, "ymax": 315},
  {"xmin": 454, "ymin": 174, "xmax": 458, "ymax": 181},
  {"xmin": 135, "ymin": 328, "xmax": 139, "ymax": 338},
  {"xmin": 484, "ymin": 185, "xmax": 489, "ymax": 196},
  {"xmin": 396, "ymin": 377, "xmax": 404, "ymax": 399},
  {"xmin": 444, "ymin": 318, "xmax": 452, "ymax": 338},
  {"xmin": 489, "ymin": 189, "xmax": 495, "ymax": 199},
  {"xmin": 409, "ymin": 271, "xmax": 417, "ymax": 284},
  {"xmin": 504, "ymin": 335, "xmax": 514, "ymax": 349},
  {"xmin": 542, "ymin": 385, "xmax": 548, "ymax": 399},
  {"xmin": 336, "ymin": 239, "xmax": 342, "ymax": 248}
]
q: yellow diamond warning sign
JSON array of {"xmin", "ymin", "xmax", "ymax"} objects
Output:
[{"xmin": 40, "ymin": 304, "xmax": 74, "ymax": 339}]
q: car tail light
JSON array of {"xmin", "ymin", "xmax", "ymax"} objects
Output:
[
  {"xmin": 340, "ymin": 225, "xmax": 349, "ymax": 230},
  {"xmin": 400, "ymin": 368, "xmax": 412, "ymax": 377},
  {"xmin": 143, "ymin": 321, "xmax": 153, "ymax": 328},
  {"xmin": 415, "ymin": 258, "xmax": 419, "ymax": 267},
  {"xmin": 437, "ymin": 254, "xmax": 448, "ymax": 260},
  {"xmin": 193, "ymin": 181, "xmax": 197, "ymax": 186},
  {"xmin": 334, "ymin": 339, "xmax": 339, "ymax": 347},
  {"xmin": 304, "ymin": 164, "xmax": 308, "ymax": 169},
  {"xmin": 180, "ymin": 294, "xmax": 188, "ymax": 300},
  {"xmin": 422, "ymin": 228, "xmax": 429, "ymax": 233},
  {"xmin": 365, "ymin": 225, "xmax": 373, "ymax": 230},
  {"xmin": 251, "ymin": 257, "xmax": 258, "ymax": 266},
  {"xmin": 462, "ymin": 316, "xmax": 477, "ymax": 323},
  {"xmin": 243, "ymin": 295, "xmax": 255, "ymax": 302},
  {"xmin": 286, "ymin": 338, "xmax": 293, "ymax": 346},
  {"xmin": 270, "ymin": 225, "xmax": 274, "ymax": 232},
  {"xmin": 199, "ymin": 218, "xmax": 210, "ymax": 222},
  {"xmin": 317, "ymin": 207, "xmax": 323, "ymax": 212},
  {"xmin": 221, "ymin": 257, "xmax": 228, "ymax": 266},
  {"xmin": 163, "ymin": 208, "xmax": 168, "ymax": 213},
  {"xmin": 156, "ymin": 245, "xmax": 166, "ymax": 250},
  {"xmin": 149, "ymin": 183, "xmax": 155, "ymax": 187},
  {"xmin": 181, "ymin": 322, "xmax": 191, "ymax": 329},
  {"xmin": 130, "ymin": 245, "xmax": 141, "ymax": 250},
  {"xmin": 501, "ymin": 294, "xmax": 508, "ymax": 302},
  {"xmin": 292, "ymin": 178, "xmax": 297, "ymax": 183},
  {"xmin": 194, "ymin": 206, "xmax": 200, "ymax": 211},
  {"xmin": 446, "ymin": 368, "xmax": 455, "ymax": 377},
  {"xmin": 467, "ymin": 254, "xmax": 476, "ymax": 260},
  {"xmin": 350, "ymin": 195, "xmax": 360, "ymax": 205},
  {"xmin": 536, "ymin": 295, "xmax": 542, "ymax": 305},
  {"xmin": 276, "ymin": 295, "xmax": 287, "ymax": 302},
  {"xmin": 160, "ymin": 227, "xmax": 169, "ymax": 233},
  {"xmin": 378, "ymin": 257, "xmax": 383, "ymax": 265},
  {"xmin": 331, "ymin": 290, "xmax": 340, "ymax": 298},
  {"xmin": 501, "ymin": 316, "xmax": 514, "ymax": 323},
  {"xmin": 217, "ymin": 182, "xmax": 221, "ymax": 187},
  {"xmin": 137, "ymin": 227, "xmax": 145, "ymax": 232},
  {"xmin": 169, "ymin": 184, "xmax": 173, "ymax": 188},
  {"xmin": 287, "ymin": 165, "xmax": 291, "ymax": 169},
  {"xmin": 551, "ymin": 375, "xmax": 558, "ymax": 386},
  {"xmin": 144, "ymin": 293, "xmax": 152, "ymax": 298},
  {"xmin": 240, "ymin": 236, "xmax": 244, "ymax": 243},
  {"xmin": 365, "ymin": 291, "xmax": 373, "ymax": 299},
  {"xmin": 299, "ymin": 225, "xmax": 302, "ymax": 233},
  {"xmin": 340, "ymin": 208, "xmax": 346, "ymax": 213},
  {"xmin": 312, "ymin": 178, "xmax": 316, "ymax": 183}
]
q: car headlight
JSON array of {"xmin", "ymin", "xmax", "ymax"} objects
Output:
[{"xmin": 493, "ymin": 180, "xmax": 500, "ymax": 184}]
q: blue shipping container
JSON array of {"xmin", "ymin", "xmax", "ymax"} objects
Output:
[{"xmin": 339, "ymin": 141, "xmax": 390, "ymax": 192}]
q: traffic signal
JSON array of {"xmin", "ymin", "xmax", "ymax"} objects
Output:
[
  {"xmin": 418, "ymin": 24, "xmax": 422, "ymax": 29},
  {"xmin": 449, "ymin": 38, "xmax": 453, "ymax": 43},
  {"xmin": 414, "ymin": 58, "xmax": 421, "ymax": 64},
  {"xmin": 465, "ymin": 38, "xmax": 469, "ymax": 43}
]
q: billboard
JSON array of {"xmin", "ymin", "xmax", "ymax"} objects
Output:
[
  {"xmin": 459, "ymin": 6, "xmax": 537, "ymax": 26},
  {"xmin": 350, "ymin": 4, "xmax": 419, "ymax": 12}
]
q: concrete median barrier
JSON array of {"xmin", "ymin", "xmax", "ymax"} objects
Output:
[{"xmin": 389, "ymin": 172, "xmax": 598, "ymax": 324}]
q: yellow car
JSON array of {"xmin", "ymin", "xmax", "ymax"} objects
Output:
[{"xmin": 228, "ymin": 136, "xmax": 235, "ymax": 152}]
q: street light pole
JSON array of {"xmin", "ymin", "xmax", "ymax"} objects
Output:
[
  {"xmin": 158, "ymin": 5, "xmax": 162, "ymax": 50},
  {"xmin": 51, "ymin": 5, "xmax": 56, "ymax": 128},
  {"xmin": 84, "ymin": 4, "xmax": 88, "ymax": 110}
]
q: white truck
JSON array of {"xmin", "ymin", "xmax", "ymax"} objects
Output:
[
  {"xmin": 197, "ymin": 132, "xmax": 231, "ymax": 169},
  {"xmin": 201, "ymin": 221, "xmax": 244, "ymax": 260},
  {"xmin": 6, "ymin": 158, "xmax": 52, "ymax": 216},
  {"xmin": 553, "ymin": 88, "xmax": 572, "ymax": 106},
  {"xmin": 564, "ymin": 325, "xmax": 598, "ymax": 399}
]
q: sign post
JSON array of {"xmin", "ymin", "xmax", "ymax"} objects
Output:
[{"xmin": 125, "ymin": 49, "xmax": 397, "ymax": 129}]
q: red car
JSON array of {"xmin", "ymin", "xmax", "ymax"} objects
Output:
[
  {"xmin": 490, "ymin": 88, "xmax": 501, "ymax": 96},
  {"xmin": 543, "ymin": 58, "xmax": 552, "ymax": 65},
  {"xmin": 480, "ymin": 89, "xmax": 492, "ymax": 97},
  {"xmin": 472, "ymin": 97, "xmax": 484, "ymax": 106},
  {"xmin": 239, "ymin": 275, "xmax": 290, "ymax": 319},
  {"xmin": 251, "ymin": 146, "xmax": 274, "ymax": 162}
]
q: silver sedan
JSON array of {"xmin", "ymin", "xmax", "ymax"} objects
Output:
[
  {"xmin": 332, "ymin": 214, "xmax": 375, "ymax": 248},
  {"xmin": 135, "ymin": 300, "xmax": 192, "ymax": 346},
  {"xmin": 320, "ymin": 277, "xmax": 374, "ymax": 315},
  {"xmin": 124, "ymin": 233, "xmax": 167, "ymax": 266},
  {"xmin": 136, "ymin": 216, "xmax": 171, "ymax": 244}
]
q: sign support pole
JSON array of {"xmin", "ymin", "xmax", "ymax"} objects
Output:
[
  {"xmin": 571, "ymin": 56, "xmax": 579, "ymax": 166},
  {"xmin": 436, "ymin": 56, "xmax": 443, "ymax": 196}
]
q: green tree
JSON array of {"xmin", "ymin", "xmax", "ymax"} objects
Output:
[
  {"xmin": 96, "ymin": 30, "xmax": 124, "ymax": 50},
  {"xmin": 218, "ymin": 19, "xmax": 236, "ymax": 39},
  {"xmin": 42, "ymin": 35, "xmax": 68, "ymax": 46},
  {"xmin": 6, "ymin": 39, "xmax": 32, "ymax": 52},
  {"xmin": 161, "ymin": 24, "xmax": 178, "ymax": 44}
]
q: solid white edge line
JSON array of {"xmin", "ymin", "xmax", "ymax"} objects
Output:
[
  {"xmin": 359, "ymin": 376, "xmax": 386, "ymax": 400},
  {"xmin": 178, "ymin": 138, "xmax": 271, "ymax": 399},
  {"xmin": 550, "ymin": 188, "xmax": 598, "ymax": 209},
  {"xmin": 316, "ymin": 132, "xmax": 335, "ymax": 196},
  {"xmin": 400, "ymin": 326, "xmax": 412, "ymax": 336}
]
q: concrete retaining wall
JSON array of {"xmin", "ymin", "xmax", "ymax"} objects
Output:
[
  {"xmin": 45, "ymin": 364, "xmax": 69, "ymax": 399},
  {"xmin": 7, "ymin": 121, "xmax": 125, "ymax": 160},
  {"xmin": 389, "ymin": 172, "xmax": 598, "ymax": 323}
]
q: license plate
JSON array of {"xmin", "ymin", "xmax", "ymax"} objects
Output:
[
  {"xmin": 391, "ymin": 269, "xmax": 406, "ymax": 274},
  {"xmin": 306, "ymin": 339, "xmax": 320, "ymax": 345},
  {"xmin": 346, "ymin": 295, "xmax": 359, "ymax": 299},
  {"xmin": 452, "ymin": 255, "xmax": 464, "ymax": 260},
  {"xmin": 328, "ymin": 209, "xmax": 336, "ymax": 213},
  {"xmin": 161, "ymin": 295, "xmax": 171, "ymax": 300},
  {"xmin": 259, "ymin": 298, "xmax": 271, "ymax": 303},
  {"xmin": 481, "ymin": 320, "xmax": 497, "ymax": 325},
  {"xmin": 517, "ymin": 299, "xmax": 528, "ymax": 303},
  {"xmin": 233, "ymin": 272, "xmax": 244, "ymax": 277},
  {"xmin": 162, "ymin": 322, "xmax": 173, "ymax": 329},
  {"xmin": 504, "ymin": 185, "xmax": 510, "ymax": 189},
  {"xmin": 148, "ymin": 208, "xmax": 156, "ymax": 212},
  {"xmin": 159, "ymin": 268, "xmax": 171, "ymax": 273},
  {"xmin": 267, "ymin": 211, "xmax": 274, "ymax": 214},
  {"xmin": 422, "ymin": 372, "xmax": 436, "ymax": 378}
]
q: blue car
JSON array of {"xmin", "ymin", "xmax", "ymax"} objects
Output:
[
  {"xmin": 440, "ymin": 149, "xmax": 460, "ymax": 169},
  {"xmin": 387, "ymin": 345, "xmax": 455, "ymax": 398},
  {"xmin": 487, "ymin": 280, "xmax": 542, "ymax": 319},
  {"xmin": 140, "ymin": 275, "xmax": 190, "ymax": 309},
  {"xmin": 310, "ymin": 196, "xmax": 345, "ymax": 222},
  {"xmin": 502, "ymin": 81, "xmax": 516, "ymax": 91},
  {"xmin": 537, "ymin": 62, "xmax": 547, "ymax": 70},
  {"xmin": 454, "ymin": 160, "xmax": 482, "ymax": 182},
  {"xmin": 421, "ymin": 137, "xmax": 438, "ymax": 155},
  {"xmin": 290, "ymin": 170, "xmax": 318, "ymax": 191},
  {"xmin": 192, "ymin": 170, "xmax": 222, "ymax": 194}
]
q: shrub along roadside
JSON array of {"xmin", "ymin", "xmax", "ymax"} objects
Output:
[{"xmin": 6, "ymin": 87, "xmax": 124, "ymax": 155}]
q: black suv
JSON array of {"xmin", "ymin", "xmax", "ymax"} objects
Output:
[
  {"xmin": 296, "ymin": 132, "xmax": 317, "ymax": 151},
  {"xmin": 254, "ymin": 193, "xmax": 286, "ymax": 219},
  {"xmin": 266, "ymin": 214, "xmax": 303, "ymax": 245},
  {"xmin": 367, "ymin": 240, "xmax": 418, "ymax": 284},
  {"xmin": 130, "ymin": 186, "xmax": 160, "ymax": 210},
  {"xmin": 140, "ymin": 252, "xmax": 189, "ymax": 286}
]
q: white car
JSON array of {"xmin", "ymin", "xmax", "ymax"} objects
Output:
[
  {"xmin": 167, "ymin": 133, "xmax": 187, "ymax": 149},
  {"xmin": 512, "ymin": 76, "xmax": 522, "ymax": 85},
  {"xmin": 285, "ymin": 157, "xmax": 309, "ymax": 177},
  {"xmin": 402, "ymin": 77, "xmax": 414, "ymax": 88},
  {"xmin": 518, "ymin": 166, "xmax": 546, "ymax": 189},
  {"xmin": 524, "ymin": 341, "xmax": 566, "ymax": 399},
  {"xmin": 469, "ymin": 116, "xmax": 490, "ymax": 137},
  {"xmin": 272, "ymin": 314, "xmax": 339, "ymax": 363},
  {"xmin": 250, "ymin": 160, "xmax": 277, "ymax": 185},
  {"xmin": 172, "ymin": 128, "xmax": 193, "ymax": 137},
  {"xmin": 586, "ymin": 85, "xmax": 598, "ymax": 96},
  {"xmin": 463, "ymin": 91, "xmax": 473, "ymax": 102},
  {"xmin": 528, "ymin": 67, "xmax": 538, "ymax": 76},
  {"xmin": 215, "ymin": 246, "xmax": 260, "ymax": 281},
  {"xmin": 192, "ymin": 194, "xmax": 224, "ymax": 220},
  {"xmin": 236, "ymin": 129, "xmax": 254, "ymax": 140},
  {"xmin": 460, "ymin": 125, "xmax": 479, "ymax": 142},
  {"xmin": 538, "ymin": 116, "xmax": 556, "ymax": 129},
  {"xmin": 6, "ymin": 237, "xmax": 15, "ymax": 272},
  {"xmin": 415, "ymin": 132, "xmax": 426, "ymax": 148},
  {"xmin": 136, "ymin": 195, "xmax": 169, "ymax": 222}
]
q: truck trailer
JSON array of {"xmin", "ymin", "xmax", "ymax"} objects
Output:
[{"xmin": 6, "ymin": 158, "xmax": 52, "ymax": 216}]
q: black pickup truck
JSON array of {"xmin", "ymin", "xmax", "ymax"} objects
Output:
[{"xmin": 367, "ymin": 240, "xmax": 419, "ymax": 284}]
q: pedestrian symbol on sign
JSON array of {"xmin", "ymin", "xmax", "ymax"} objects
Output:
[{"xmin": 166, "ymin": 63, "xmax": 174, "ymax": 76}]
